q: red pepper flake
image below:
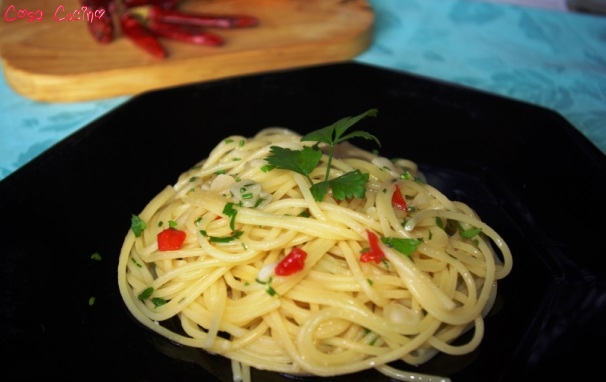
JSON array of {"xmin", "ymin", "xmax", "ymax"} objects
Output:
[
  {"xmin": 360, "ymin": 230, "xmax": 386, "ymax": 264},
  {"xmin": 391, "ymin": 184, "xmax": 408, "ymax": 212},
  {"xmin": 274, "ymin": 247, "xmax": 307, "ymax": 276},
  {"xmin": 157, "ymin": 228, "xmax": 186, "ymax": 251}
]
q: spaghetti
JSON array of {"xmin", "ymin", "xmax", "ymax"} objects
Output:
[{"xmin": 118, "ymin": 123, "xmax": 512, "ymax": 381}]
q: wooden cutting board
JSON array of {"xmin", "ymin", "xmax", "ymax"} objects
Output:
[{"xmin": 0, "ymin": 0, "xmax": 374, "ymax": 102}]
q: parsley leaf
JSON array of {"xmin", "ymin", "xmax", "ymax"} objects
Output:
[
  {"xmin": 265, "ymin": 108, "xmax": 380, "ymax": 202},
  {"xmin": 265, "ymin": 145, "xmax": 322, "ymax": 184},
  {"xmin": 309, "ymin": 181, "xmax": 330, "ymax": 202},
  {"xmin": 301, "ymin": 108, "xmax": 380, "ymax": 147},
  {"xmin": 131, "ymin": 214, "xmax": 147, "ymax": 237},
  {"xmin": 381, "ymin": 237, "xmax": 422, "ymax": 256},
  {"xmin": 320, "ymin": 170, "xmax": 369, "ymax": 201}
]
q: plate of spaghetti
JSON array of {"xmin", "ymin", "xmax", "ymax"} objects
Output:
[
  {"xmin": 1, "ymin": 63, "xmax": 605, "ymax": 381},
  {"xmin": 117, "ymin": 108, "xmax": 513, "ymax": 382}
]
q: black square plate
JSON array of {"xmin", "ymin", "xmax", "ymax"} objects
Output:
[{"xmin": 1, "ymin": 62, "xmax": 605, "ymax": 381}]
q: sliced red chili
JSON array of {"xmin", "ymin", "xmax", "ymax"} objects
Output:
[
  {"xmin": 274, "ymin": 247, "xmax": 307, "ymax": 276},
  {"xmin": 157, "ymin": 228, "xmax": 186, "ymax": 251},
  {"xmin": 120, "ymin": 13, "xmax": 167, "ymax": 59},
  {"xmin": 360, "ymin": 250, "xmax": 380, "ymax": 263},
  {"xmin": 391, "ymin": 184, "xmax": 408, "ymax": 212},
  {"xmin": 360, "ymin": 230, "xmax": 386, "ymax": 264}
]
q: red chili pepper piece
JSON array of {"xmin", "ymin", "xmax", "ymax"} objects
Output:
[
  {"xmin": 80, "ymin": 0, "xmax": 114, "ymax": 44},
  {"xmin": 391, "ymin": 184, "xmax": 408, "ymax": 212},
  {"xmin": 148, "ymin": 21, "xmax": 224, "ymax": 46},
  {"xmin": 120, "ymin": 13, "xmax": 167, "ymax": 59},
  {"xmin": 275, "ymin": 247, "xmax": 307, "ymax": 276},
  {"xmin": 360, "ymin": 230, "xmax": 386, "ymax": 264},
  {"xmin": 149, "ymin": 6, "xmax": 259, "ymax": 28},
  {"xmin": 157, "ymin": 228, "xmax": 186, "ymax": 251}
]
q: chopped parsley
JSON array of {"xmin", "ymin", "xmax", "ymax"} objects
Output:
[
  {"xmin": 131, "ymin": 214, "xmax": 146, "ymax": 237},
  {"xmin": 256, "ymin": 278, "xmax": 278, "ymax": 296},
  {"xmin": 223, "ymin": 202, "xmax": 238, "ymax": 231},
  {"xmin": 90, "ymin": 252, "xmax": 102, "ymax": 261},
  {"xmin": 152, "ymin": 298, "xmax": 167, "ymax": 307},
  {"xmin": 137, "ymin": 287, "xmax": 154, "ymax": 301},
  {"xmin": 131, "ymin": 258, "xmax": 143, "ymax": 268},
  {"xmin": 460, "ymin": 226, "xmax": 482, "ymax": 239},
  {"xmin": 436, "ymin": 217, "xmax": 445, "ymax": 229},
  {"xmin": 200, "ymin": 229, "xmax": 244, "ymax": 243},
  {"xmin": 381, "ymin": 237, "xmax": 422, "ymax": 256}
]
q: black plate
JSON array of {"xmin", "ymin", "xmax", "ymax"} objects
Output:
[{"xmin": 2, "ymin": 62, "xmax": 605, "ymax": 381}]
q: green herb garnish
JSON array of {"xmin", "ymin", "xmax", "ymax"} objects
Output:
[
  {"xmin": 90, "ymin": 252, "xmax": 102, "ymax": 261},
  {"xmin": 137, "ymin": 287, "xmax": 154, "ymax": 301},
  {"xmin": 131, "ymin": 258, "xmax": 143, "ymax": 268},
  {"xmin": 223, "ymin": 202, "xmax": 238, "ymax": 231},
  {"xmin": 200, "ymin": 229, "xmax": 244, "ymax": 243},
  {"xmin": 152, "ymin": 297, "xmax": 167, "ymax": 307},
  {"xmin": 130, "ymin": 214, "xmax": 147, "ymax": 237},
  {"xmin": 456, "ymin": 221, "xmax": 482, "ymax": 239},
  {"xmin": 381, "ymin": 237, "xmax": 422, "ymax": 256},
  {"xmin": 256, "ymin": 278, "xmax": 278, "ymax": 296},
  {"xmin": 265, "ymin": 109, "xmax": 380, "ymax": 202},
  {"xmin": 461, "ymin": 227, "xmax": 482, "ymax": 239},
  {"xmin": 436, "ymin": 217, "xmax": 444, "ymax": 230}
]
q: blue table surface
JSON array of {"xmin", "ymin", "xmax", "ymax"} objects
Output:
[{"xmin": 1, "ymin": 0, "xmax": 605, "ymax": 182}]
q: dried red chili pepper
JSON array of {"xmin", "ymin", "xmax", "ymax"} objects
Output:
[
  {"xmin": 120, "ymin": 13, "xmax": 167, "ymax": 59},
  {"xmin": 391, "ymin": 184, "xmax": 408, "ymax": 212},
  {"xmin": 148, "ymin": 20, "xmax": 224, "ymax": 46},
  {"xmin": 80, "ymin": 0, "xmax": 114, "ymax": 44},
  {"xmin": 149, "ymin": 6, "xmax": 259, "ymax": 28},
  {"xmin": 274, "ymin": 247, "xmax": 307, "ymax": 276},
  {"xmin": 82, "ymin": 0, "xmax": 259, "ymax": 57}
]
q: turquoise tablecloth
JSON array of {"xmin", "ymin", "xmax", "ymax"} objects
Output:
[{"xmin": 1, "ymin": 0, "xmax": 605, "ymax": 181}]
